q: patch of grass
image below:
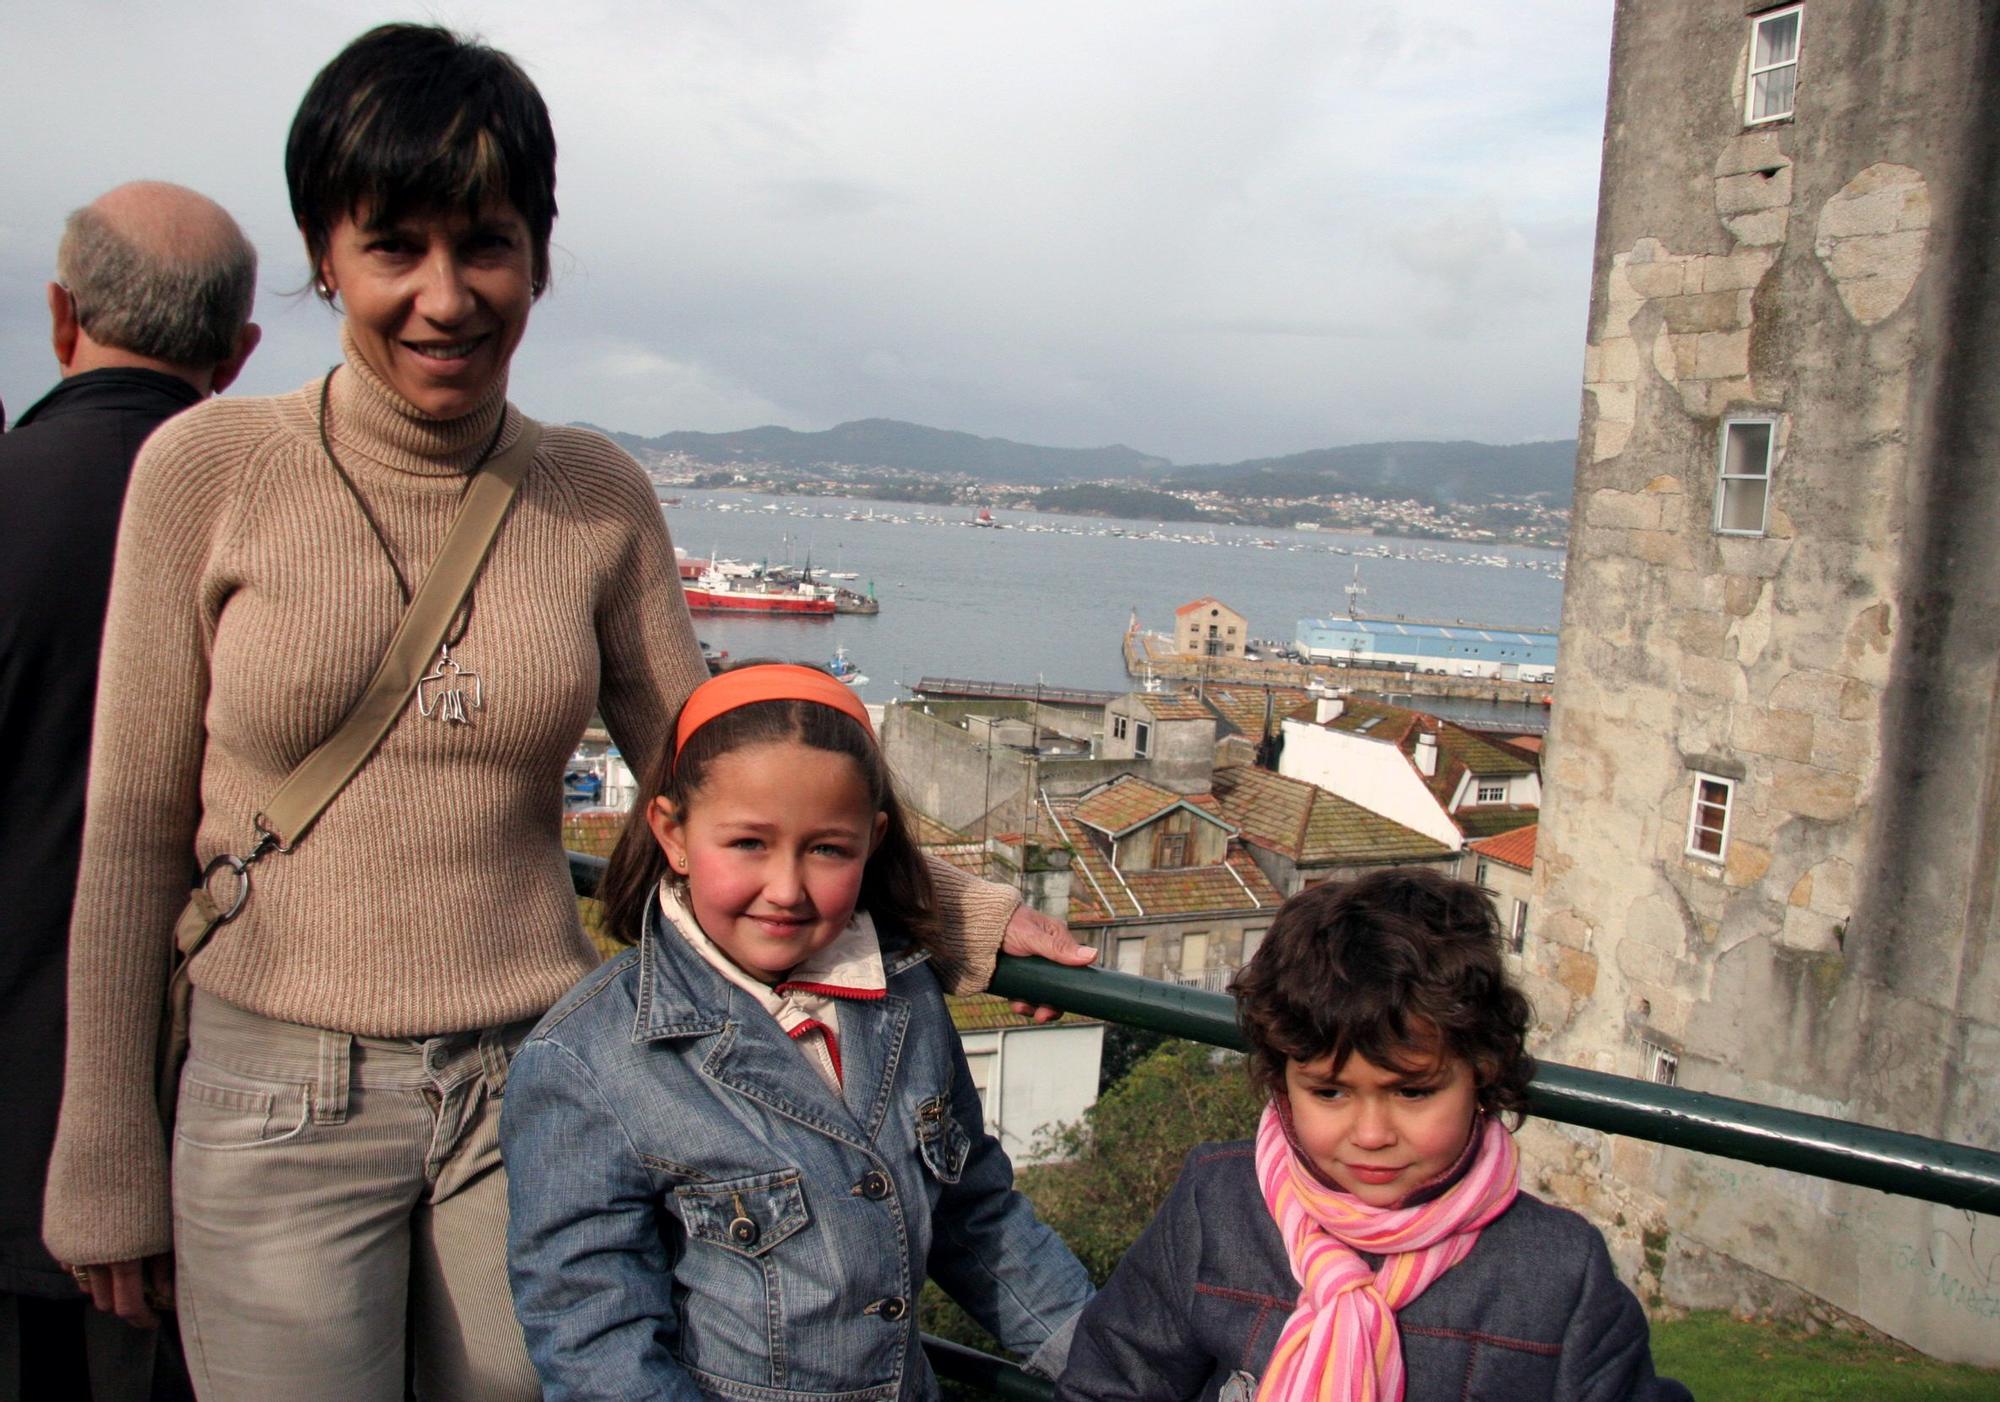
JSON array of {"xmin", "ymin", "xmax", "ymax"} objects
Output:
[{"xmin": 1651, "ymin": 1311, "xmax": 2000, "ymax": 1400}]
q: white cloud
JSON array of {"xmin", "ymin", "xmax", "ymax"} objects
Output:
[{"xmin": 1, "ymin": 0, "xmax": 1610, "ymax": 459}]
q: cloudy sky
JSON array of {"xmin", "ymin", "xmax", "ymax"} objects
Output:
[{"xmin": 0, "ymin": 2, "xmax": 1612, "ymax": 464}]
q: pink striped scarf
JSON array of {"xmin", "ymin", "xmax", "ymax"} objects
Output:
[{"xmin": 1253, "ymin": 1100, "xmax": 1519, "ymax": 1402}]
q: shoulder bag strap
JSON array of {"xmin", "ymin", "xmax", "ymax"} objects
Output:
[{"xmin": 255, "ymin": 417, "xmax": 543, "ymax": 850}]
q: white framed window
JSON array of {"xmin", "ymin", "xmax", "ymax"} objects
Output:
[
  {"xmin": 1476, "ymin": 782, "xmax": 1507, "ymax": 804},
  {"xmin": 1510, "ymin": 899, "xmax": 1529, "ymax": 953},
  {"xmin": 1115, "ymin": 936, "xmax": 1146, "ymax": 976},
  {"xmin": 1685, "ymin": 773, "xmax": 1735, "ymax": 862},
  {"xmin": 1746, "ymin": 6, "xmax": 1802, "ymax": 125},
  {"xmin": 1474, "ymin": 858, "xmax": 1491, "ymax": 887},
  {"xmin": 1642, "ymin": 1039, "xmax": 1680, "ymax": 1087},
  {"xmin": 1134, "ymin": 721, "xmax": 1152, "ymax": 757},
  {"xmin": 1715, "ymin": 419, "xmax": 1776, "ymax": 536},
  {"xmin": 1112, "ymin": 715, "xmax": 1129, "ymax": 741}
]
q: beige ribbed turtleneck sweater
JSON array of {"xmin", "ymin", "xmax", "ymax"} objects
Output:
[{"xmin": 44, "ymin": 329, "xmax": 1020, "ymax": 1265}]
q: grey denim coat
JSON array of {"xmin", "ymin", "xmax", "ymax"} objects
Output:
[
  {"xmin": 503, "ymin": 907, "xmax": 1090, "ymax": 1402},
  {"xmin": 1057, "ymin": 1142, "xmax": 1692, "ymax": 1402}
]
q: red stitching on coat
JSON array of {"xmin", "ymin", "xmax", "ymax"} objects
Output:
[
  {"xmin": 1195, "ymin": 1284, "xmax": 1289, "ymax": 1308},
  {"xmin": 1402, "ymin": 1324, "xmax": 1562, "ymax": 1356}
]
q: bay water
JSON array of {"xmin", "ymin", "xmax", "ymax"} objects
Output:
[{"xmin": 663, "ymin": 489, "xmax": 1569, "ymax": 708}]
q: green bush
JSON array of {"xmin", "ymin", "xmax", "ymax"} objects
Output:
[{"xmin": 921, "ymin": 1037, "xmax": 1264, "ymax": 1381}]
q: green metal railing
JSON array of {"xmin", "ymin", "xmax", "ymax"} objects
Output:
[{"xmin": 567, "ymin": 851, "xmax": 2000, "ymax": 1393}]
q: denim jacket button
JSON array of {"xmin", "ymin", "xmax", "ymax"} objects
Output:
[
  {"xmin": 854, "ymin": 1170, "xmax": 891, "ymax": 1200},
  {"xmin": 872, "ymin": 1296, "xmax": 907, "ymax": 1321},
  {"xmin": 728, "ymin": 1215, "xmax": 759, "ymax": 1246}
]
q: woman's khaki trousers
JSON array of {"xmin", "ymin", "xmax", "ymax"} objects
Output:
[{"xmin": 170, "ymin": 990, "xmax": 541, "ymax": 1402}]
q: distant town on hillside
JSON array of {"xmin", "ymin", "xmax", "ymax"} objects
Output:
[{"xmin": 580, "ymin": 417, "xmax": 1577, "ymax": 549}]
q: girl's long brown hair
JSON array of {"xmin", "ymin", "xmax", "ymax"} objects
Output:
[{"xmin": 595, "ymin": 692, "xmax": 937, "ymax": 952}]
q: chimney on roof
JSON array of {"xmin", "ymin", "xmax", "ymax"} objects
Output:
[
  {"xmin": 1315, "ymin": 694, "xmax": 1345, "ymax": 724},
  {"xmin": 1414, "ymin": 729, "xmax": 1438, "ymax": 777}
]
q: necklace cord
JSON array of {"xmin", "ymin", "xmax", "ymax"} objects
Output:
[{"xmin": 316, "ymin": 367, "xmax": 508, "ymax": 649}]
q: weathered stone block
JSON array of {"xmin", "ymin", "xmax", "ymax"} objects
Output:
[
  {"xmin": 1681, "ymin": 654, "xmax": 1746, "ymax": 702},
  {"xmin": 1644, "ymin": 474, "xmax": 1684, "ymax": 497},
  {"xmin": 1630, "ymin": 530, "xmax": 1694, "ymax": 569},
  {"xmin": 1779, "ymin": 904, "xmax": 1841, "ymax": 953},
  {"xmin": 1729, "ymin": 706, "xmax": 1814, "ymax": 763},
  {"xmin": 1804, "ymin": 859, "xmax": 1856, "ymax": 916},
  {"xmin": 1625, "ymin": 259, "xmax": 1688, "ymax": 299},
  {"xmin": 1810, "ymin": 717, "xmax": 1878, "ymax": 776},
  {"xmin": 1713, "ymin": 133, "xmax": 1789, "ymax": 180},
  {"xmin": 1723, "ymin": 209, "xmax": 1789, "ymax": 247},
  {"xmin": 1662, "ymin": 292, "xmax": 1750, "ymax": 335},
  {"xmin": 1694, "ymin": 330, "xmax": 1752, "ymax": 379},
  {"xmin": 1556, "ymin": 946, "xmax": 1599, "ymax": 999},
  {"xmin": 1839, "ymin": 677, "xmax": 1877, "ymax": 722},
  {"xmin": 1771, "ymin": 762, "xmax": 1861, "ymax": 822},
  {"xmin": 1587, "ymin": 489, "xmax": 1663, "ymax": 531},
  {"xmin": 1818, "ymin": 228, "xmax": 1928, "ymax": 285},
  {"xmin": 1672, "ymin": 611, "xmax": 1732, "ymax": 657},
  {"xmin": 1722, "ymin": 576, "xmax": 1766, "ymax": 618},
  {"xmin": 1766, "ymin": 668, "xmax": 1846, "ymax": 719},
  {"xmin": 1726, "ymin": 840, "xmax": 1773, "ymax": 888},
  {"xmin": 1715, "ymin": 167, "xmax": 1794, "ymax": 217},
  {"xmin": 1697, "ymin": 250, "xmax": 1778, "ymax": 292}
]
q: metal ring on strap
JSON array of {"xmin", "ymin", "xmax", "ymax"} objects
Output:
[{"xmin": 200, "ymin": 854, "xmax": 253, "ymax": 924}]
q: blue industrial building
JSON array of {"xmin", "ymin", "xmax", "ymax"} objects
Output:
[{"xmin": 1294, "ymin": 616, "xmax": 1559, "ymax": 682}]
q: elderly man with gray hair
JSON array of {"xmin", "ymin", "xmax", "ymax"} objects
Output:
[{"xmin": 0, "ymin": 180, "xmax": 257, "ymax": 1402}]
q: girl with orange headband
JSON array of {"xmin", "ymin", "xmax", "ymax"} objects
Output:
[{"xmin": 501, "ymin": 664, "xmax": 1092, "ymax": 1400}]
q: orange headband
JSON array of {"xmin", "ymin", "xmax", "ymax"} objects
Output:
[{"xmin": 673, "ymin": 663, "xmax": 875, "ymax": 761}]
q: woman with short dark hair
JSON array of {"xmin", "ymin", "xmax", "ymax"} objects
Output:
[{"xmin": 45, "ymin": 24, "xmax": 1071, "ymax": 1400}]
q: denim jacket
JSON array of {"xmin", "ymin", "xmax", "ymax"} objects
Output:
[
  {"xmin": 502, "ymin": 903, "xmax": 1091, "ymax": 1402},
  {"xmin": 1057, "ymin": 1142, "xmax": 1691, "ymax": 1402}
]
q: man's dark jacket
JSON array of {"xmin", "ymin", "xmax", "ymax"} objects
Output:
[{"xmin": 0, "ymin": 368, "xmax": 201, "ymax": 1295}]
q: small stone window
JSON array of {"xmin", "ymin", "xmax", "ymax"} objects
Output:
[
  {"xmin": 1112, "ymin": 715, "xmax": 1129, "ymax": 741},
  {"xmin": 1685, "ymin": 773, "xmax": 1735, "ymax": 862},
  {"xmin": 1715, "ymin": 419, "xmax": 1776, "ymax": 536},
  {"xmin": 1746, "ymin": 6, "xmax": 1802, "ymax": 125},
  {"xmin": 1509, "ymin": 899, "xmax": 1529, "ymax": 954},
  {"xmin": 1642, "ymin": 1039, "xmax": 1680, "ymax": 1087},
  {"xmin": 1474, "ymin": 858, "xmax": 1491, "ymax": 888}
]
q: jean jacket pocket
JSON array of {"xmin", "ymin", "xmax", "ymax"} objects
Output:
[
  {"xmin": 915, "ymin": 1093, "xmax": 971, "ymax": 1184},
  {"xmin": 675, "ymin": 1169, "xmax": 810, "ymax": 1258}
]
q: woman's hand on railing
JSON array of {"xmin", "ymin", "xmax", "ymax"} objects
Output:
[{"xmin": 1000, "ymin": 906, "xmax": 1097, "ymax": 1023}]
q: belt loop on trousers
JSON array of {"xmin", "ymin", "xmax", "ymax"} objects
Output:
[
  {"xmin": 478, "ymin": 1028, "xmax": 512, "ymax": 1096},
  {"xmin": 313, "ymin": 1028, "xmax": 351, "ymax": 1125}
]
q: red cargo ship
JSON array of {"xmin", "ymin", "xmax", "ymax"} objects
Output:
[{"xmin": 681, "ymin": 567, "xmax": 836, "ymax": 616}]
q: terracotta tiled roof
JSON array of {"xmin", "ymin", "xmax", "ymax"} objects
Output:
[
  {"xmin": 1175, "ymin": 596, "xmax": 1237, "ymax": 617},
  {"xmin": 1044, "ymin": 797, "xmax": 1279, "ymax": 926},
  {"xmin": 1315, "ymin": 697, "xmax": 1535, "ymax": 814},
  {"xmin": 1468, "ymin": 823, "xmax": 1537, "ymax": 872},
  {"xmin": 561, "ymin": 811, "xmax": 626, "ymax": 860},
  {"xmin": 923, "ymin": 841, "xmax": 1000, "ymax": 876},
  {"xmin": 1200, "ymin": 685, "xmax": 1314, "ymax": 739},
  {"xmin": 1211, "ymin": 765, "xmax": 1453, "ymax": 866},
  {"xmin": 904, "ymin": 809, "xmax": 965, "ymax": 845},
  {"xmin": 1130, "ymin": 691, "xmax": 1216, "ymax": 722},
  {"xmin": 1072, "ymin": 775, "xmax": 1231, "ymax": 838},
  {"xmin": 1455, "ymin": 806, "xmax": 1542, "ymax": 840},
  {"xmin": 947, "ymin": 993, "xmax": 1099, "ymax": 1031},
  {"xmin": 1502, "ymin": 735, "xmax": 1543, "ymax": 755}
]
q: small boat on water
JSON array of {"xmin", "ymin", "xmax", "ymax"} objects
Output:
[
  {"xmin": 828, "ymin": 647, "xmax": 868, "ymax": 687},
  {"xmin": 971, "ymin": 507, "xmax": 999, "ymax": 528}
]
